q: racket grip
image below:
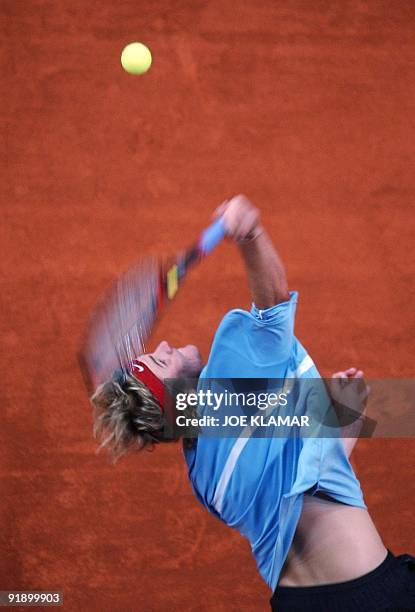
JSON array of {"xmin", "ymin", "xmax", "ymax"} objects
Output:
[{"xmin": 198, "ymin": 217, "xmax": 226, "ymax": 256}]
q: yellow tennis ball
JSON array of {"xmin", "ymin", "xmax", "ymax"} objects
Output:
[{"xmin": 121, "ymin": 42, "xmax": 152, "ymax": 75}]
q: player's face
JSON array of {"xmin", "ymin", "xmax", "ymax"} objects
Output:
[{"xmin": 139, "ymin": 341, "xmax": 202, "ymax": 379}]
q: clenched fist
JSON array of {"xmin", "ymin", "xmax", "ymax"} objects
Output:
[{"xmin": 213, "ymin": 195, "xmax": 263, "ymax": 243}]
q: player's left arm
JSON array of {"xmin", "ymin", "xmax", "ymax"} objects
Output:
[{"xmin": 328, "ymin": 368, "xmax": 369, "ymax": 457}]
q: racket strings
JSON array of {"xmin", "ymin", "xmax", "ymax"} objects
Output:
[
  {"xmin": 110, "ymin": 258, "xmax": 159, "ymax": 369},
  {"xmin": 81, "ymin": 257, "xmax": 161, "ymax": 390}
]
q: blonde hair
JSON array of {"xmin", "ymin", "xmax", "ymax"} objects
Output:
[{"xmin": 91, "ymin": 369, "xmax": 168, "ymax": 462}]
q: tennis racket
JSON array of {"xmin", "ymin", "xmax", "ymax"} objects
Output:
[{"xmin": 79, "ymin": 217, "xmax": 226, "ymax": 393}]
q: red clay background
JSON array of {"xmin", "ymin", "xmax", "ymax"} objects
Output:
[{"xmin": 1, "ymin": 1, "xmax": 414, "ymax": 610}]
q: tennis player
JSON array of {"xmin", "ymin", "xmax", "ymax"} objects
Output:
[{"xmin": 92, "ymin": 195, "xmax": 414, "ymax": 611}]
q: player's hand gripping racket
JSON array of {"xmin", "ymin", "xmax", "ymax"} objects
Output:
[{"xmin": 79, "ymin": 217, "xmax": 226, "ymax": 393}]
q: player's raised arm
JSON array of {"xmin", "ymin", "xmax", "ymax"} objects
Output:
[{"xmin": 216, "ymin": 195, "xmax": 290, "ymax": 308}]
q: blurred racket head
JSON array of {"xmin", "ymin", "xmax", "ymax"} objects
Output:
[
  {"xmin": 79, "ymin": 256, "xmax": 161, "ymax": 394},
  {"xmin": 78, "ymin": 216, "xmax": 226, "ymax": 394}
]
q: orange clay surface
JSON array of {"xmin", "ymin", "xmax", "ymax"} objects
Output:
[{"xmin": 1, "ymin": 1, "xmax": 414, "ymax": 610}]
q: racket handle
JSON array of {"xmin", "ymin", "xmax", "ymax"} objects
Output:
[{"xmin": 198, "ymin": 217, "xmax": 226, "ymax": 256}]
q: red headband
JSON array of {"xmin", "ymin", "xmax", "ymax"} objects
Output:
[{"xmin": 129, "ymin": 360, "xmax": 168, "ymax": 409}]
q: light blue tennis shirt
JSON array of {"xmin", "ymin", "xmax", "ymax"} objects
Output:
[{"xmin": 183, "ymin": 291, "xmax": 366, "ymax": 590}]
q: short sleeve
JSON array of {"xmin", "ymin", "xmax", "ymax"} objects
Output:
[
  {"xmin": 247, "ymin": 291, "xmax": 298, "ymax": 365},
  {"xmin": 250, "ymin": 291, "xmax": 298, "ymax": 323}
]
